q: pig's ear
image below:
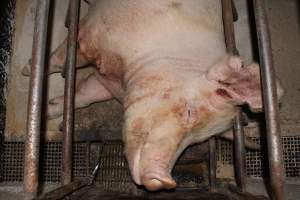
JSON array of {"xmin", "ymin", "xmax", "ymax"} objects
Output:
[{"xmin": 206, "ymin": 56, "xmax": 263, "ymax": 112}]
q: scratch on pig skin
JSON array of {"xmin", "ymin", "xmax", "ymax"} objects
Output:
[{"xmin": 171, "ymin": 98, "xmax": 211, "ymax": 131}]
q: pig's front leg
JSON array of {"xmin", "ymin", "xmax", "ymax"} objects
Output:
[
  {"xmin": 47, "ymin": 72, "xmax": 113, "ymax": 119},
  {"xmin": 22, "ymin": 38, "xmax": 89, "ymax": 76}
]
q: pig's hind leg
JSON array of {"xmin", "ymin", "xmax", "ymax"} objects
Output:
[
  {"xmin": 47, "ymin": 72, "xmax": 113, "ymax": 119},
  {"xmin": 22, "ymin": 38, "xmax": 89, "ymax": 76}
]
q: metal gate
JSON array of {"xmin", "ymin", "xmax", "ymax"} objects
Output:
[{"xmin": 0, "ymin": 0, "xmax": 294, "ymax": 200}]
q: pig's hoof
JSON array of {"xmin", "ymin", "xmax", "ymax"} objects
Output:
[
  {"xmin": 142, "ymin": 175, "xmax": 176, "ymax": 191},
  {"xmin": 21, "ymin": 64, "xmax": 31, "ymax": 76}
]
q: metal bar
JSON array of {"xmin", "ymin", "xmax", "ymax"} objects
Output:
[
  {"xmin": 36, "ymin": 145, "xmax": 104, "ymax": 199},
  {"xmin": 88, "ymin": 143, "xmax": 104, "ymax": 185},
  {"xmin": 23, "ymin": 0, "xmax": 50, "ymax": 199},
  {"xmin": 207, "ymin": 0, "xmax": 241, "ymax": 192},
  {"xmin": 221, "ymin": 0, "xmax": 246, "ymax": 191},
  {"xmin": 86, "ymin": 141, "xmax": 91, "ymax": 176},
  {"xmin": 209, "ymin": 137, "xmax": 216, "ymax": 192},
  {"xmin": 65, "ymin": 2, "xmax": 71, "ymax": 28},
  {"xmin": 233, "ymin": 111, "xmax": 246, "ymax": 191},
  {"xmin": 35, "ymin": 178, "xmax": 90, "ymax": 200},
  {"xmin": 253, "ymin": 1, "xmax": 285, "ymax": 199},
  {"xmin": 231, "ymin": 0, "xmax": 238, "ymax": 22},
  {"xmin": 62, "ymin": 0, "xmax": 80, "ymax": 185},
  {"xmin": 222, "ymin": 0, "xmax": 239, "ymax": 55}
]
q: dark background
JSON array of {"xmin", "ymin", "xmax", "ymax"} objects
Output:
[{"xmin": 0, "ymin": 0, "xmax": 16, "ymax": 181}]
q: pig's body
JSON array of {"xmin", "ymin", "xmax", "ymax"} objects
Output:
[
  {"xmin": 76, "ymin": 0, "xmax": 226, "ymax": 100},
  {"xmin": 82, "ymin": 0, "xmax": 225, "ymax": 71},
  {"xmin": 23, "ymin": 0, "xmax": 283, "ymax": 191}
]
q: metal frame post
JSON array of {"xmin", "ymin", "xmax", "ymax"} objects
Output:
[
  {"xmin": 23, "ymin": 0, "xmax": 50, "ymax": 199},
  {"xmin": 222, "ymin": 0, "xmax": 239, "ymax": 55},
  {"xmin": 62, "ymin": 0, "xmax": 80, "ymax": 185},
  {"xmin": 209, "ymin": 137, "xmax": 217, "ymax": 192},
  {"xmin": 253, "ymin": 1, "xmax": 285, "ymax": 199},
  {"xmin": 233, "ymin": 111, "xmax": 246, "ymax": 191},
  {"xmin": 221, "ymin": 0, "xmax": 247, "ymax": 191}
]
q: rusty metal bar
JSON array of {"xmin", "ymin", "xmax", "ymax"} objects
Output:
[
  {"xmin": 233, "ymin": 111, "xmax": 246, "ymax": 191},
  {"xmin": 222, "ymin": 0, "xmax": 246, "ymax": 191},
  {"xmin": 23, "ymin": 0, "xmax": 50, "ymax": 199},
  {"xmin": 62, "ymin": 0, "xmax": 80, "ymax": 185},
  {"xmin": 209, "ymin": 137, "xmax": 216, "ymax": 192},
  {"xmin": 35, "ymin": 178, "xmax": 90, "ymax": 200},
  {"xmin": 253, "ymin": 1, "xmax": 285, "ymax": 199},
  {"xmin": 222, "ymin": 0, "xmax": 239, "ymax": 55},
  {"xmin": 207, "ymin": 0, "xmax": 241, "ymax": 192}
]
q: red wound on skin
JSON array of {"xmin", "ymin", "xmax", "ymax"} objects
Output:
[{"xmin": 216, "ymin": 88, "xmax": 232, "ymax": 99}]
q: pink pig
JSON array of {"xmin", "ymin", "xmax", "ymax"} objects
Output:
[{"xmin": 22, "ymin": 0, "xmax": 283, "ymax": 191}]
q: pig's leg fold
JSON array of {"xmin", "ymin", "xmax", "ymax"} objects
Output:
[
  {"xmin": 22, "ymin": 39, "xmax": 89, "ymax": 76},
  {"xmin": 47, "ymin": 72, "xmax": 113, "ymax": 119}
]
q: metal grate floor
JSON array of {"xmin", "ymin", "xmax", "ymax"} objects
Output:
[
  {"xmin": 0, "ymin": 136, "xmax": 299, "ymax": 185},
  {"xmin": 95, "ymin": 142, "xmax": 138, "ymax": 193},
  {"xmin": 217, "ymin": 136, "xmax": 300, "ymax": 178}
]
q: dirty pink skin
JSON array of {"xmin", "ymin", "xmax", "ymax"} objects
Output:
[{"xmin": 22, "ymin": 0, "xmax": 283, "ymax": 191}]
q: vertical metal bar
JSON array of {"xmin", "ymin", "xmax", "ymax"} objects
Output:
[
  {"xmin": 222, "ymin": 0, "xmax": 239, "ymax": 55},
  {"xmin": 231, "ymin": 0, "xmax": 238, "ymax": 22},
  {"xmin": 253, "ymin": 1, "xmax": 285, "ymax": 199},
  {"xmin": 86, "ymin": 141, "xmax": 91, "ymax": 176},
  {"xmin": 222, "ymin": 0, "xmax": 246, "ymax": 191},
  {"xmin": 65, "ymin": 2, "xmax": 71, "ymax": 28},
  {"xmin": 209, "ymin": 137, "xmax": 216, "ymax": 192},
  {"xmin": 23, "ymin": 0, "xmax": 50, "ymax": 199},
  {"xmin": 233, "ymin": 111, "xmax": 246, "ymax": 191},
  {"xmin": 62, "ymin": 0, "xmax": 80, "ymax": 185}
]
